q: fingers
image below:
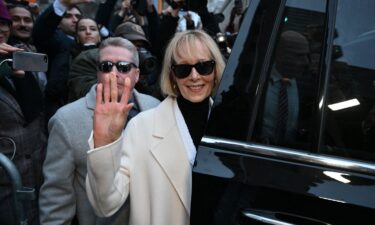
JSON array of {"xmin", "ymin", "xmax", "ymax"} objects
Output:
[
  {"xmin": 101, "ymin": 73, "xmax": 120, "ymax": 103},
  {"xmin": 120, "ymin": 77, "xmax": 131, "ymax": 105},
  {"xmin": 110, "ymin": 73, "xmax": 118, "ymax": 102},
  {"xmin": 0, "ymin": 43, "xmax": 23, "ymax": 55},
  {"xmin": 96, "ymin": 83, "xmax": 103, "ymax": 105},
  {"xmin": 103, "ymin": 74, "xmax": 110, "ymax": 103},
  {"xmin": 12, "ymin": 70, "xmax": 25, "ymax": 77}
]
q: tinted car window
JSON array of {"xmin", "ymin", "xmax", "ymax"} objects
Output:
[
  {"xmin": 207, "ymin": 0, "xmax": 328, "ymax": 151},
  {"xmin": 252, "ymin": 0, "xmax": 327, "ymax": 150},
  {"xmin": 322, "ymin": 0, "xmax": 375, "ymax": 162},
  {"xmin": 207, "ymin": 0, "xmax": 375, "ymax": 162},
  {"xmin": 206, "ymin": 0, "xmax": 283, "ymax": 141}
]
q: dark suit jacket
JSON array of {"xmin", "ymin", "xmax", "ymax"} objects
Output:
[
  {"xmin": 32, "ymin": 5, "xmax": 74, "ymax": 62},
  {"xmin": 33, "ymin": 5, "xmax": 75, "ymax": 120}
]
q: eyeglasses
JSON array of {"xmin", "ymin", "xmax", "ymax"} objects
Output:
[
  {"xmin": 171, "ymin": 60, "xmax": 216, "ymax": 79},
  {"xmin": 97, "ymin": 61, "xmax": 137, "ymax": 74}
]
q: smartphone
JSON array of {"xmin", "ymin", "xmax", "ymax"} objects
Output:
[{"xmin": 12, "ymin": 51, "xmax": 48, "ymax": 72}]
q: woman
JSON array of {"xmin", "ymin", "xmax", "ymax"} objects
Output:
[
  {"xmin": 86, "ymin": 29, "xmax": 225, "ymax": 225},
  {"xmin": 45, "ymin": 17, "xmax": 102, "ymax": 119},
  {"xmin": 66, "ymin": 18, "xmax": 103, "ymax": 102},
  {"xmin": 70, "ymin": 17, "xmax": 102, "ymax": 58}
]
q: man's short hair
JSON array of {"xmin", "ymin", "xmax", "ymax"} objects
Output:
[
  {"xmin": 98, "ymin": 37, "xmax": 139, "ymax": 67},
  {"xmin": 65, "ymin": 5, "xmax": 82, "ymax": 16},
  {"xmin": 7, "ymin": 4, "xmax": 34, "ymax": 21}
]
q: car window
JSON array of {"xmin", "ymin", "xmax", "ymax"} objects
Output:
[
  {"xmin": 207, "ymin": 0, "xmax": 375, "ymax": 163},
  {"xmin": 322, "ymin": 0, "xmax": 375, "ymax": 162},
  {"xmin": 206, "ymin": 0, "xmax": 283, "ymax": 141},
  {"xmin": 252, "ymin": 0, "xmax": 327, "ymax": 150},
  {"xmin": 207, "ymin": 0, "xmax": 328, "ymax": 148}
]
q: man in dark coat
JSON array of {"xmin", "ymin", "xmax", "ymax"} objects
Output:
[
  {"xmin": 0, "ymin": 42, "xmax": 47, "ymax": 225},
  {"xmin": 32, "ymin": 0, "xmax": 86, "ymax": 121}
]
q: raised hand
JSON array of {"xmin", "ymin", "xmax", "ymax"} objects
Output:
[
  {"xmin": 0, "ymin": 43, "xmax": 25, "ymax": 77},
  {"xmin": 93, "ymin": 73, "xmax": 133, "ymax": 148},
  {"xmin": 119, "ymin": 0, "xmax": 131, "ymax": 17}
]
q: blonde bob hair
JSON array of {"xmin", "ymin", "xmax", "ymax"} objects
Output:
[{"xmin": 160, "ymin": 30, "xmax": 225, "ymax": 97}]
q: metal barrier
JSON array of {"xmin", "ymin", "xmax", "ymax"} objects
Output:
[{"xmin": 0, "ymin": 153, "xmax": 35, "ymax": 225}]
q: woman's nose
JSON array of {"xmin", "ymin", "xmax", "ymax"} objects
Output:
[{"xmin": 190, "ymin": 68, "xmax": 200, "ymax": 80}]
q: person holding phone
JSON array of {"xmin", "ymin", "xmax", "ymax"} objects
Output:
[
  {"xmin": 0, "ymin": 42, "xmax": 47, "ymax": 225},
  {"xmin": 86, "ymin": 29, "xmax": 225, "ymax": 225}
]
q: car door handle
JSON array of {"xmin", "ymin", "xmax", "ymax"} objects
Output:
[{"xmin": 239, "ymin": 209, "xmax": 331, "ymax": 225}]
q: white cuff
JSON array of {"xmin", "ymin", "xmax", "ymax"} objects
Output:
[
  {"xmin": 87, "ymin": 131, "xmax": 124, "ymax": 154},
  {"xmin": 53, "ymin": 0, "xmax": 67, "ymax": 17},
  {"xmin": 99, "ymin": 26, "xmax": 110, "ymax": 38}
]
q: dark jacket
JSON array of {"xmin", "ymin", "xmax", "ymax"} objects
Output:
[
  {"xmin": 0, "ymin": 74, "xmax": 47, "ymax": 225},
  {"xmin": 32, "ymin": 4, "xmax": 75, "ymax": 121}
]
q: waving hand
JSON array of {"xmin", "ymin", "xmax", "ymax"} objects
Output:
[{"xmin": 93, "ymin": 73, "xmax": 133, "ymax": 148}]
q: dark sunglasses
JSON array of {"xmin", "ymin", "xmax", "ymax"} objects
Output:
[
  {"xmin": 171, "ymin": 60, "xmax": 216, "ymax": 79},
  {"xmin": 97, "ymin": 61, "xmax": 137, "ymax": 74}
]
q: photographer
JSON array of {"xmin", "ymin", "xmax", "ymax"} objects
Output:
[
  {"xmin": 108, "ymin": 0, "xmax": 159, "ymax": 45},
  {"xmin": 0, "ymin": 42, "xmax": 47, "ymax": 225},
  {"xmin": 157, "ymin": 0, "xmax": 220, "ymax": 59},
  {"xmin": 115, "ymin": 21, "xmax": 162, "ymax": 99},
  {"xmin": 110, "ymin": 0, "xmax": 145, "ymax": 29}
]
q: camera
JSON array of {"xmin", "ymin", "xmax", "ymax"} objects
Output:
[
  {"xmin": 138, "ymin": 48, "xmax": 158, "ymax": 76},
  {"xmin": 215, "ymin": 32, "xmax": 237, "ymax": 58}
]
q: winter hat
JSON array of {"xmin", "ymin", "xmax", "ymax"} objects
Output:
[
  {"xmin": 0, "ymin": 0, "xmax": 12, "ymax": 24},
  {"xmin": 115, "ymin": 22, "xmax": 150, "ymax": 47}
]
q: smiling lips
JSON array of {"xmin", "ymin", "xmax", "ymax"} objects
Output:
[{"xmin": 187, "ymin": 84, "xmax": 205, "ymax": 92}]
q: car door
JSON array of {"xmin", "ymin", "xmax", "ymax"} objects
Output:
[{"xmin": 191, "ymin": 0, "xmax": 375, "ymax": 224}]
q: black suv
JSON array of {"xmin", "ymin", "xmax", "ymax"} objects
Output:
[{"xmin": 191, "ymin": 0, "xmax": 375, "ymax": 224}]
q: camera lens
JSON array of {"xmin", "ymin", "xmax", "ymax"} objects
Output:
[{"xmin": 138, "ymin": 48, "xmax": 158, "ymax": 75}]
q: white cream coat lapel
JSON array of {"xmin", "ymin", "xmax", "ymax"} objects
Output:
[{"xmin": 150, "ymin": 97, "xmax": 192, "ymax": 215}]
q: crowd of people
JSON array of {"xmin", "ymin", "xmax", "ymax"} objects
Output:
[{"xmin": 0, "ymin": 0, "xmax": 244, "ymax": 224}]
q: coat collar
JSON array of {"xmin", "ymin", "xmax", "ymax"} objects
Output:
[
  {"xmin": 150, "ymin": 96, "xmax": 192, "ymax": 215},
  {"xmin": 85, "ymin": 85, "xmax": 97, "ymax": 110}
]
